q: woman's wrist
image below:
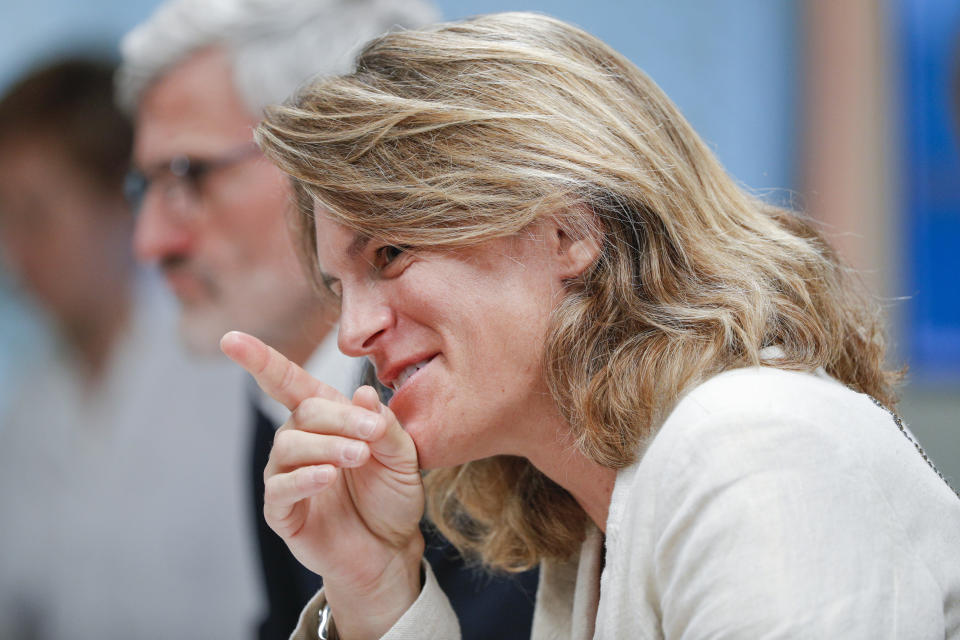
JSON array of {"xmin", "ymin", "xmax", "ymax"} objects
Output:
[{"xmin": 323, "ymin": 534, "xmax": 425, "ymax": 640}]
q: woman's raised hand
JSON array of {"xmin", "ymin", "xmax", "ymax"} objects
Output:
[{"xmin": 221, "ymin": 331, "xmax": 425, "ymax": 638}]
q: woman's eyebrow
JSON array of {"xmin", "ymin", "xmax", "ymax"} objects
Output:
[
  {"xmin": 315, "ymin": 232, "xmax": 371, "ymax": 292},
  {"xmin": 347, "ymin": 234, "xmax": 371, "ymax": 258}
]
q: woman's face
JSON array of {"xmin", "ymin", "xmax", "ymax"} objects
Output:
[{"xmin": 314, "ymin": 209, "xmax": 592, "ymax": 469}]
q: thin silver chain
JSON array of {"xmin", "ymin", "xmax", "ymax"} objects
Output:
[{"xmin": 869, "ymin": 396, "xmax": 959, "ymax": 500}]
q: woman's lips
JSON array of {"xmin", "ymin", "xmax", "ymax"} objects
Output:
[{"xmin": 391, "ymin": 356, "xmax": 435, "ymax": 392}]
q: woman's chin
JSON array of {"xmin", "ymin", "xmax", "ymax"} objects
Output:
[
  {"xmin": 403, "ymin": 422, "xmax": 443, "ymax": 469},
  {"xmin": 404, "ymin": 421, "xmax": 469, "ymax": 471}
]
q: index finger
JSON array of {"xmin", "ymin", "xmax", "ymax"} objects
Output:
[{"xmin": 220, "ymin": 331, "xmax": 346, "ymax": 410}]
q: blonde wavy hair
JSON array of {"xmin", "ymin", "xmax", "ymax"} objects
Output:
[{"xmin": 256, "ymin": 12, "xmax": 900, "ymax": 572}]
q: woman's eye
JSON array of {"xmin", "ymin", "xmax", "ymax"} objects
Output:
[{"xmin": 376, "ymin": 244, "xmax": 407, "ymax": 267}]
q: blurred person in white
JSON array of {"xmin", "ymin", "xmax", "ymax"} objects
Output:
[
  {"xmin": 0, "ymin": 56, "xmax": 258, "ymax": 638},
  {"xmin": 117, "ymin": 2, "xmax": 538, "ymax": 639}
]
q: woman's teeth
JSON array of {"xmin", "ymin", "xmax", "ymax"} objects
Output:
[{"xmin": 394, "ymin": 359, "xmax": 431, "ymax": 390}]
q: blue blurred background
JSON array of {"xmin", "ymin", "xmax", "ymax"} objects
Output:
[{"xmin": 1, "ymin": 0, "xmax": 957, "ymax": 480}]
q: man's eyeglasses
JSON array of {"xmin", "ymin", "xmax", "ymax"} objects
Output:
[{"xmin": 124, "ymin": 142, "xmax": 261, "ymax": 221}]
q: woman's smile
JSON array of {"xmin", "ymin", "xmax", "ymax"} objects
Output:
[
  {"xmin": 312, "ymin": 211, "xmax": 577, "ymax": 469},
  {"xmin": 380, "ymin": 354, "xmax": 437, "ymax": 393}
]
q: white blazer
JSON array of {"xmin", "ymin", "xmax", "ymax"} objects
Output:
[{"xmin": 293, "ymin": 365, "xmax": 960, "ymax": 639}]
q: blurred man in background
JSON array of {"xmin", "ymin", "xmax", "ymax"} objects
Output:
[
  {"xmin": 0, "ymin": 59, "xmax": 132, "ymax": 381},
  {"xmin": 118, "ymin": 1, "xmax": 537, "ymax": 638},
  {"xmin": 0, "ymin": 56, "xmax": 258, "ymax": 638}
]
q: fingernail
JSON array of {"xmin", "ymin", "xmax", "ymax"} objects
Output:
[
  {"xmin": 343, "ymin": 441, "xmax": 365, "ymax": 462},
  {"xmin": 357, "ymin": 414, "xmax": 378, "ymax": 438},
  {"xmin": 313, "ymin": 467, "xmax": 333, "ymax": 484}
]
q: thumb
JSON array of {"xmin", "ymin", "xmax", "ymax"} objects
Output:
[{"xmin": 352, "ymin": 385, "xmax": 419, "ymax": 472}]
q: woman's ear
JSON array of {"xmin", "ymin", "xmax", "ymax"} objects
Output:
[{"xmin": 545, "ymin": 211, "xmax": 602, "ymax": 279}]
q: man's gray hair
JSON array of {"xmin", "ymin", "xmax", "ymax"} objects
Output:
[{"xmin": 117, "ymin": 0, "xmax": 439, "ymax": 115}]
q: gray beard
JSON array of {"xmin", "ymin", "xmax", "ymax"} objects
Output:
[{"xmin": 175, "ymin": 266, "xmax": 322, "ymax": 358}]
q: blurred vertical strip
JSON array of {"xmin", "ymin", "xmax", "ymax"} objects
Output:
[
  {"xmin": 801, "ymin": 0, "xmax": 960, "ymax": 484},
  {"xmin": 896, "ymin": 0, "xmax": 960, "ymax": 379},
  {"xmin": 801, "ymin": 0, "xmax": 896, "ymax": 308}
]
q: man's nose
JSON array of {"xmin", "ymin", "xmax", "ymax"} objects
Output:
[{"xmin": 132, "ymin": 190, "xmax": 194, "ymax": 263}]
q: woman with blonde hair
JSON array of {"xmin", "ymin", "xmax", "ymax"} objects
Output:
[{"xmin": 222, "ymin": 12, "xmax": 960, "ymax": 639}]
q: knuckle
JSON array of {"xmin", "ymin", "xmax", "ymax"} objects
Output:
[
  {"xmin": 263, "ymin": 476, "xmax": 282, "ymax": 504},
  {"xmin": 293, "ymin": 468, "xmax": 314, "ymax": 493},
  {"xmin": 271, "ymin": 429, "xmax": 297, "ymax": 460},
  {"xmin": 277, "ymin": 359, "xmax": 297, "ymax": 395},
  {"xmin": 341, "ymin": 407, "xmax": 360, "ymax": 433},
  {"xmin": 291, "ymin": 397, "xmax": 322, "ymax": 427},
  {"xmin": 251, "ymin": 345, "xmax": 270, "ymax": 376}
]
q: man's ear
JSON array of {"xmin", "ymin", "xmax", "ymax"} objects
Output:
[{"xmin": 545, "ymin": 211, "xmax": 602, "ymax": 280}]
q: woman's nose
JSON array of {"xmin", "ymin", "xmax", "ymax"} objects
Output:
[{"xmin": 337, "ymin": 287, "xmax": 394, "ymax": 356}]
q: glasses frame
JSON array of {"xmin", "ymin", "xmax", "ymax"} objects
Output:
[{"xmin": 124, "ymin": 142, "xmax": 261, "ymax": 221}]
